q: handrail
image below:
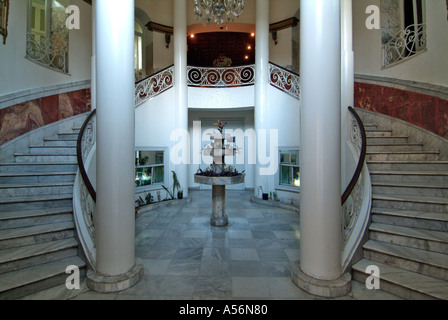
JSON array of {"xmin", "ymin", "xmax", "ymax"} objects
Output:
[
  {"xmin": 135, "ymin": 64, "xmax": 174, "ymax": 86},
  {"xmin": 341, "ymin": 107, "xmax": 367, "ymax": 205},
  {"xmin": 76, "ymin": 109, "xmax": 97, "ymax": 202}
]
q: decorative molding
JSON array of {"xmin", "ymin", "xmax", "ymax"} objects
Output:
[
  {"xmin": 0, "ymin": 0, "xmax": 9, "ymax": 45},
  {"xmin": 269, "ymin": 17, "xmax": 298, "ymax": 33},
  {"xmin": 146, "ymin": 21, "xmax": 173, "ymax": 35}
]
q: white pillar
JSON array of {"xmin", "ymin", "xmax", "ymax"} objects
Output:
[
  {"xmin": 174, "ymin": 0, "xmax": 189, "ymax": 197},
  {"xmin": 88, "ymin": 0, "xmax": 143, "ymax": 293},
  {"xmin": 291, "ymin": 0, "xmax": 351, "ymax": 297},
  {"xmin": 254, "ymin": 0, "xmax": 270, "ymax": 196},
  {"xmin": 341, "ymin": 0, "xmax": 355, "ymax": 187}
]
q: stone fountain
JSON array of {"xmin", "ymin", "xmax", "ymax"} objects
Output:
[{"xmin": 194, "ymin": 120, "xmax": 245, "ymax": 227}]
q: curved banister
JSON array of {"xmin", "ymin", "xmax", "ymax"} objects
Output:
[
  {"xmin": 341, "ymin": 107, "xmax": 367, "ymax": 205},
  {"xmin": 135, "ymin": 64, "xmax": 174, "ymax": 86},
  {"xmin": 76, "ymin": 109, "xmax": 97, "ymax": 202}
]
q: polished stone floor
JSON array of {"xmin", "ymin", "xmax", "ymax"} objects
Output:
[{"xmin": 74, "ymin": 190, "xmax": 401, "ymax": 300}]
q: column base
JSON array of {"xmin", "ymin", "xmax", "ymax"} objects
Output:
[
  {"xmin": 290, "ymin": 261, "xmax": 352, "ymax": 298},
  {"xmin": 211, "ymin": 215, "xmax": 228, "ymax": 227},
  {"xmin": 86, "ymin": 258, "xmax": 144, "ymax": 293}
]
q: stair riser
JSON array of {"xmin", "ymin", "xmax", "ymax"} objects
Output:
[
  {"xmin": 370, "ymin": 231, "xmax": 448, "ymax": 255},
  {"xmin": 43, "ymin": 140, "xmax": 77, "ymax": 147},
  {"xmin": 0, "ymin": 198, "xmax": 73, "ymax": 212},
  {"xmin": 14, "ymin": 155, "xmax": 77, "ymax": 163},
  {"xmin": 372, "ymin": 199, "xmax": 448, "ymax": 213},
  {"xmin": 372, "ymin": 185, "xmax": 448, "ymax": 198},
  {"xmin": 0, "ymin": 213, "xmax": 73, "ymax": 230},
  {"xmin": 367, "ymin": 145, "xmax": 423, "ymax": 152},
  {"xmin": 0, "ymin": 248, "xmax": 78, "ymax": 275},
  {"xmin": 28, "ymin": 147, "xmax": 77, "ymax": 155},
  {"xmin": 352, "ymin": 271, "xmax": 436, "ymax": 300},
  {"xmin": 366, "ymin": 153, "xmax": 439, "ymax": 161},
  {"xmin": 58, "ymin": 133, "xmax": 78, "ymax": 140},
  {"xmin": 366, "ymin": 131, "xmax": 393, "ymax": 137},
  {"xmin": 371, "ymin": 214, "xmax": 448, "ymax": 232},
  {"xmin": 0, "ymin": 163, "xmax": 78, "ymax": 173},
  {"xmin": 0, "ymin": 230, "xmax": 75, "ymax": 250},
  {"xmin": 0, "ymin": 174, "xmax": 76, "ymax": 184},
  {"xmin": 371, "ymin": 174, "xmax": 448, "ymax": 184},
  {"xmin": 0, "ymin": 267, "xmax": 85, "ymax": 300},
  {"xmin": 0, "ymin": 186, "xmax": 73, "ymax": 197},
  {"xmin": 364, "ymin": 249, "xmax": 448, "ymax": 282},
  {"xmin": 367, "ymin": 137, "xmax": 408, "ymax": 144},
  {"xmin": 368, "ymin": 162, "xmax": 448, "ymax": 171}
]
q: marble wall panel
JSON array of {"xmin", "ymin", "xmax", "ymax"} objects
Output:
[
  {"xmin": 355, "ymin": 82, "xmax": 448, "ymax": 140},
  {"xmin": 0, "ymin": 88, "xmax": 91, "ymax": 145}
]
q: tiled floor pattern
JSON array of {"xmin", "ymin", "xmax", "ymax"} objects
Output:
[{"xmin": 74, "ymin": 190, "xmax": 400, "ymax": 300}]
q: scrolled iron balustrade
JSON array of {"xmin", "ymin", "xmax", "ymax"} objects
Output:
[
  {"xmin": 383, "ymin": 23, "xmax": 426, "ymax": 68},
  {"xmin": 135, "ymin": 65, "xmax": 174, "ymax": 106},
  {"xmin": 269, "ymin": 63, "xmax": 301, "ymax": 100},
  {"xmin": 187, "ymin": 65, "xmax": 255, "ymax": 87},
  {"xmin": 26, "ymin": 32, "xmax": 68, "ymax": 74}
]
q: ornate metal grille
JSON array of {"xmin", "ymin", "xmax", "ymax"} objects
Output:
[
  {"xmin": 187, "ymin": 65, "xmax": 255, "ymax": 88},
  {"xmin": 269, "ymin": 64, "xmax": 301, "ymax": 100},
  {"xmin": 26, "ymin": 32, "xmax": 68, "ymax": 74}
]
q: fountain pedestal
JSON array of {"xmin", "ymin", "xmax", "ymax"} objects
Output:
[{"xmin": 194, "ymin": 175, "xmax": 245, "ymax": 227}]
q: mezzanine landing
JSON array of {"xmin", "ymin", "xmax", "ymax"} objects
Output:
[{"xmin": 72, "ymin": 190, "xmax": 399, "ymax": 300}]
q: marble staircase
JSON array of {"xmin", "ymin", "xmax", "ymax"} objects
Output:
[
  {"xmin": 0, "ymin": 118, "xmax": 87, "ymax": 300},
  {"xmin": 352, "ymin": 112, "xmax": 448, "ymax": 300}
]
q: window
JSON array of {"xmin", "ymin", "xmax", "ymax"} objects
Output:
[
  {"xmin": 135, "ymin": 150, "xmax": 165, "ymax": 188},
  {"xmin": 279, "ymin": 150, "xmax": 300, "ymax": 189},
  {"xmin": 381, "ymin": 0, "xmax": 426, "ymax": 68},
  {"xmin": 135, "ymin": 20, "xmax": 143, "ymax": 72},
  {"xmin": 26, "ymin": 0, "xmax": 69, "ymax": 73}
]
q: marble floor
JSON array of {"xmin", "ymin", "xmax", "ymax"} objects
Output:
[{"xmin": 73, "ymin": 190, "xmax": 401, "ymax": 300}]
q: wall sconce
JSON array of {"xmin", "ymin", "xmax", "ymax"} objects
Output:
[
  {"xmin": 272, "ymin": 31, "xmax": 278, "ymax": 45},
  {"xmin": 165, "ymin": 33, "xmax": 171, "ymax": 49}
]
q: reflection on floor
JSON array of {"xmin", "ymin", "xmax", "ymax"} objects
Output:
[{"xmin": 74, "ymin": 190, "xmax": 401, "ymax": 300}]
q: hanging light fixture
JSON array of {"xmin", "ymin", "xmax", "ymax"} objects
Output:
[{"xmin": 193, "ymin": 0, "xmax": 245, "ymax": 27}]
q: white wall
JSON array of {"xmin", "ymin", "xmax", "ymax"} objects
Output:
[
  {"xmin": 0, "ymin": 0, "xmax": 92, "ymax": 98},
  {"xmin": 188, "ymin": 86, "xmax": 255, "ymax": 109},
  {"xmin": 353, "ymin": 0, "xmax": 448, "ymax": 87}
]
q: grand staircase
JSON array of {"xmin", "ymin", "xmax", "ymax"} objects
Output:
[
  {"xmin": 352, "ymin": 109, "xmax": 448, "ymax": 300},
  {"xmin": 0, "ymin": 115, "xmax": 88, "ymax": 300}
]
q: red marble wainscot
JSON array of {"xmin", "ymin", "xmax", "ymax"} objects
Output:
[
  {"xmin": 355, "ymin": 82, "xmax": 448, "ymax": 140},
  {"xmin": 0, "ymin": 88, "xmax": 91, "ymax": 145}
]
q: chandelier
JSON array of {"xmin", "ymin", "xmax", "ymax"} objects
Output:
[{"xmin": 193, "ymin": 0, "xmax": 245, "ymax": 27}]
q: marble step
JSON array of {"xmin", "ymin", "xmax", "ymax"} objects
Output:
[
  {"xmin": 370, "ymin": 170, "xmax": 448, "ymax": 183},
  {"xmin": 0, "ymin": 172, "xmax": 76, "ymax": 184},
  {"xmin": 0, "ymin": 162, "xmax": 78, "ymax": 173},
  {"xmin": 367, "ymin": 143, "xmax": 424, "ymax": 153},
  {"xmin": 43, "ymin": 138, "xmax": 77, "ymax": 147},
  {"xmin": 0, "ymin": 255, "xmax": 86, "ymax": 300},
  {"xmin": 365, "ymin": 129, "xmax": 393, "ymax": 137},
  {"xmin": 372, "ymin": 193, "xmax": 448, "ymax": 213},
  {"xmin": 372, "ymin": 181, "xmax": 448, "ymax": 197},
  {"xmin": 0, "ymin": 221, "xmax": 75, "ymax": 250},
  {"xmin": 0, "ymin": 207, "xmax": 73, "ymax": 230},
  {"xmin": 367, "ymin": 160, "xmax": 448, "ymax": 172},
  {"xmin": 0, "ymin": 238, "xmax": 79, "ymax": 275},
  {"xmin": 352, "ymin": 259, "xmax": 448, "ymax": 300},
  {"xmin": 369, "ymin": 223, "xmax": 448, "ymax": 255},
  {"xmin": 0, "ymin": 182, "xmax": 73, "ymax": 197},
  {"xmin": 371, "ymin": 207, "xmax": 448, "ymax": 232},
  {"xmin": 366, "ymin": 151, "xmax": 440, "ymax": 161},
  {"xmin": 28, "ymin": 146, "xmax": 77, "ymax": 155},
  {"xmin": 14, "ymin": 153, "xmax": 77, "ymax": 163},
  {"xmin": 57, "ymin": 133, "xmax": 79, "ymax": 140},
  {"xmin": 0, "ymin": 193, "xmax": 73, "ymax": 212},
  {"xmin": 363, "ymin": 240, "xmax": 448, "ymax": 282},
  {"xmin": 366, "ymin": 136, "xmax": 409, "ymax": 144}
]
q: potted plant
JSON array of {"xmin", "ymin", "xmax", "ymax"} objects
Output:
[
  {"xmin": 258, "ymin": 186, "xmax": 269, "ymax": 200},
  {"xmin": 177, "ymin": 188, "xmax": 183, "ymax": 200}
]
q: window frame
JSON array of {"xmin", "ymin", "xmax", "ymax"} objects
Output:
[
  {"xmin": 275, "ymin": 148, "xmax": 301, "ymax": 193},
  {"xmin": 135, "ymin": 148, "xmax": 168, "ymax": 192}
]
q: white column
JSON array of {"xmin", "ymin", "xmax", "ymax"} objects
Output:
[
  {"xmin": 88, "ymin": 0, "xmax": 143, "ymax": 292},
  {"xmin": 341, "ymin": 0, "xmax": 355, "ymax": 186},
  {"xmin": 291, "ymin": 0, "xmax": 350, "ymax": 297},
  {"xmin": 174, "ymin": 0, "xmax": 189, "ymax": 197},
  {"xmin": 254, "ymin": 0, "xmax": 270, "ymax": 196}
]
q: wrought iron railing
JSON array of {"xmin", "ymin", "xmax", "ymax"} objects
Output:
[
  {"xmin": 341, "ymin": 107, "xmax": 372, "ymax": 271},
  {"xmin": 135, "ymin": 65, "xmax": 174, "ymax": 106},
  {"xmin": 25, "ymin": 32, "xmax": 68, "ymax": 74},
  {"xmin": 269, "ymin": 63, "xmax": 301, "ymax": 100},
  {"xmin": 383, "ymin": 23, "xmax": 426, "ymax": 68},
  {"xmin": 187, "ymin": 65, "xmax": 255, "ymax": 87}
]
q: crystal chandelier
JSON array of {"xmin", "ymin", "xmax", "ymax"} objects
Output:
[{"xmin": 193, "ymin": 0, "xmax": 245, "ymax": 27}]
